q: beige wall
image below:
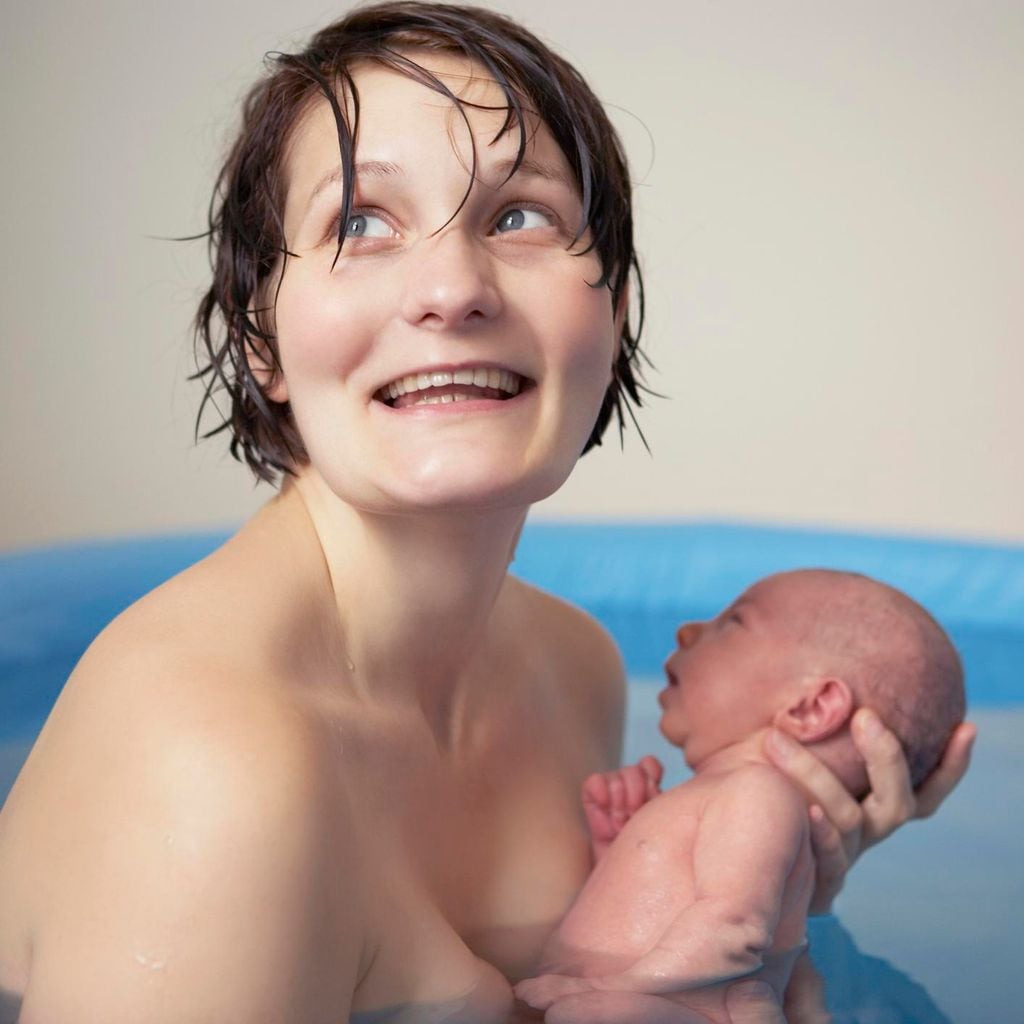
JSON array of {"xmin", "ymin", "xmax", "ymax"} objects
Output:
[{"xmin": 2, "ymin": 0, "xmax": 1021, "ymax": 550}]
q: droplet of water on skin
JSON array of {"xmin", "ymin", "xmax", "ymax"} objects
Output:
[{"xmin": 133, "ymin": 951, "xmax": 167, "ymax": 971}]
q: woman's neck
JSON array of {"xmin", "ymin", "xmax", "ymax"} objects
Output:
[{"xmin": 281, "ymin": 471, "xmax": 528, "ymax": 743}]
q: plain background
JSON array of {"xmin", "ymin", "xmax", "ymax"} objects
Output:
[{"xmin": 2, "ymin": 0, "xmax": 1021, "ymax": 550}]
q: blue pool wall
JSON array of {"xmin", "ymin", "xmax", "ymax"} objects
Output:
[{"xmin": 2, "ymin": 521, "xmax": 1022, "ymax": 744}]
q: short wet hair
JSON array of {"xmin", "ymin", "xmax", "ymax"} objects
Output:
[{"xmin": 193, "ymin": 1, "xmax": 648, "ymax": 484}]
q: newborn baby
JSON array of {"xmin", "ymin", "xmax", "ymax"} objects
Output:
[{"xmin": 515, "ymin": 569, "xmax": 965, "ymax": 1024}]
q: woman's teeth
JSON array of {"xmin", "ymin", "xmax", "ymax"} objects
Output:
[{"xmin": 379, "ymin": 368, "xmax": 522, "ymax": 407}]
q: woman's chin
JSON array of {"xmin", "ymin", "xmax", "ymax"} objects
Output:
[
  {"xmin": 377, "ymin": 450, "xmax": 579, "ymax": 513},
  {"xmin": 387, "ymin": 472, "xmax": 568, "ymax": 514},
  {"xmin": 313, "ymin": 466, "xmax": 571, "ymax": 518}
]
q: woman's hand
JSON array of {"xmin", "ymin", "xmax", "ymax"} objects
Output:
[{"xmin": 765, "ymin": 708, "xmax": 977, "ymax": 913}]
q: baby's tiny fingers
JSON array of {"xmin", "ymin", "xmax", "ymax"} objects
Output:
[
  {"xmin": 639, "ymin": 755, "xmax": 664, "ymax": 796},
  {"xmin": 621, "ymin": 765, "xmax": 648, "ymax": 812},
  {"xmin": 639, "ymin": 754, "xmax": 663, "ymax": 779},
  {"xmin": 607, "ymin": 773, "xmax": 628, "ymax": 821},
  {"xmin": 582, "ymin": 772, "xmax": 611, "ymax": 809}
]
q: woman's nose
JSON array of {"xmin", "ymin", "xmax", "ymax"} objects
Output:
[
  {"xmin": 400, "ymin": 229, "xmax": 503, "ymax": 330},
  {"xmin": 676, "ymin": 622, "xmax": 703, "ymax": 649}
]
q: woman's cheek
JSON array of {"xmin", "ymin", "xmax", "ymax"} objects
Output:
[
  {"xmin": 282, "ymin": 304, "xmax": 350, "ymax": 379},
  {"xmin": 560, "ymin": 277, "xmax": 618, "ymax": 393}
]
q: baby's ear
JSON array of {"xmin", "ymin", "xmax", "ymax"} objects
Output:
[{"xmin": 773, "ymin": 677, "xmax": 854, "ymax": 744}]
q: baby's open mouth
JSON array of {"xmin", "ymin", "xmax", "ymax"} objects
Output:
[{"xmin": 375, "ymin": 368, "xmax": 525, "ymax": 409}]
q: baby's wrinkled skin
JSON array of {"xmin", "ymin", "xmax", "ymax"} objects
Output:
[
  {"xmin": 516, "ymin": 569, "xmax": 962, "ymax": 1024},
  {"xmin": 516, "ymin": 753, "xmax": 814, "ymax": 1024}
]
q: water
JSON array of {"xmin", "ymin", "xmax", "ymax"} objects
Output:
[
  {"xmin": 1, "ymin": 690, "xmax": 1017, "ymax": 1023},
  {"xmin": 626, "ymin": 681, "xmax": 1023, "ymax": 1024},
  {"xmin": 2, "ymin": 525, "xmax": 1022, "ymax": 1022}
]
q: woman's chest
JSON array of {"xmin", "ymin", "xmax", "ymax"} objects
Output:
[{"xmin": 342, "ymin": 734, "xmax": 593, "ymax": 1018}]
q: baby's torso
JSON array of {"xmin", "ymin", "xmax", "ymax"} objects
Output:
[{"xmin": 542, "ymin": 769, "xmax": 813, "ymax": 997}]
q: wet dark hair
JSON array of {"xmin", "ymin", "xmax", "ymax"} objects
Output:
[{"xmin": 193, "ymin": 0, "xmax": 648, "ymax": 484}]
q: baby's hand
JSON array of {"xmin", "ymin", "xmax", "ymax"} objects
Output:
[
  {"xmin": 582, "ymin": 755, "xmax": 664, "ymax": 861},
  {"xmin": 514, "ymin": 973, "xmax": 597, "ymax": 1010}
]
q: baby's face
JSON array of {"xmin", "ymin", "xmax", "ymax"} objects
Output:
[{"xmin": 658, "ymin": 572, "xmax": 828, "ymax": 768}]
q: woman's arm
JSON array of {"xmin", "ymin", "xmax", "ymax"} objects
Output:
[{"xmin": 765, "ymin": 708, "xmax": 977, "ymax": 912}]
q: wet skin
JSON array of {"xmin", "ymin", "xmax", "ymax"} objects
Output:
[
  {"xmin": 0, "ymin": 52, "xmax": 627, "ymax": 1022},
  {"xmin": 0, "ymin": 47, "xmax": 975, "ymax": 1024}
]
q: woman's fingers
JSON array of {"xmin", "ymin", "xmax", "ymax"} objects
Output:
[
  {"xmin": 766, "ymin": 713, "xmax": 978, "ymax": 911},
  {"xmin": 914, "ymin": 720, "xmax": 977, "ymax": 819},
  {"xmin": 806, "ymin": 804, "xmax": 850, "ymax": 914},
  {"xmin": 851, "ymin": 708, "xmax": 915, "ymax": 848},
  {"xmin": 764, "ymin": 728, "xmax": 864, "ymax": 860}
]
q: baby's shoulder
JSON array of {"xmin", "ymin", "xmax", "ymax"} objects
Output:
[{"xmin": 706, "ymin": 763, "xmax": 809, "ymax": 822}]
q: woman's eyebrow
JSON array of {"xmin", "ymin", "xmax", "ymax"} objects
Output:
[
  {"xmin": 483, "ymin": 157, "xmax": 576, "ymax": 191},
  {"xmin": 304, "ymin": 160, "xmax": 403, "ymax": 210},
  {"xmin": 303, "ymin": 155, "xmax": 575, "ymax": 211}
]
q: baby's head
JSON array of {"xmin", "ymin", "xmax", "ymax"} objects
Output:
[{"xmin": 659, "ymin": 569, "xmax": 965, "ymax": 795}]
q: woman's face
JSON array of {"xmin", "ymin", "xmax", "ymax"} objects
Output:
[{"xmin": 268, "ymin": 54, "xmax": 621, "ymax": 514}]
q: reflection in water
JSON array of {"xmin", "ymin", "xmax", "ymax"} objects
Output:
[
  {"xmin": 0, "ymin": 988, "xmax": 21, "ymax": 1024},
  {"xmin": 809, "ymin": 915, "xmax": 951, "ymax": 1024}
]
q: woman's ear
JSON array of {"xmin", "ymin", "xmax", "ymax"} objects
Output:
[
  {"xmin": 245, "ymin": 335, "xmax": 288, "ymax": 403},
  {"xmin": 773, "ymin": 677, "xmax": 854, "ymax": 744},
  {"xmin": 611, "ymin": 282, "xmax": 630, "ymax": 365}
]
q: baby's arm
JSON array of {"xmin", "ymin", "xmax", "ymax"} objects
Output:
[
  {"xmin": 582, "ymin": 756, "xmax": 663, "ymax": 862},
  {"xmin": 602, "ymin": 767, "xmax": 808, "ymax": 991},
  {"xmin": 520, "ymin": 767, "xmax": 808, "ymax": 1008}
]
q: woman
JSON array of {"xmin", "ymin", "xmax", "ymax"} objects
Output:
[{"xmin": 0, "ymin": 4, "xmax": 974, "ymax": 1022}]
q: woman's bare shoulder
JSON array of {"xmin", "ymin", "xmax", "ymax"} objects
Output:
[
  {"xmin": 505, "ymin": 575, "xmax": 623, "ymax": 671},
  {"xmin": 502, "ymin": 576, "xmax": 626, "ymax": 764},
  {"xmin": 2, "ymin": 576, "xmax": 362, "ymax": 1021},
  {"xmin": 15, "ymin": 548, "xmax": 345, "ymax": 840}
]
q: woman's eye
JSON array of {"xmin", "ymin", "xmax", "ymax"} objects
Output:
[
  {"xmin": 493, "ymin": 207, "xmax": 553, "ymax": 234},
  {"xmin": 343, "ymin": 213, "xmax": 393, "ymax": 239}
]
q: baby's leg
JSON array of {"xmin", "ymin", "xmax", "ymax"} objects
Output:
[
  {"xmin": 582, "ymin": 755, "xmax": 663, "ymax": 861},
  {"xmin": 544, "ymin": 991, "xmax": 720, "ymax": 1024},
  {"xmin": 544, "ymin": 983, "xmax": 786, "ymax": 1024}
]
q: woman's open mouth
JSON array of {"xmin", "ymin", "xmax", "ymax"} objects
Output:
[{"xmin": 374, "ymin": 367, "xmax": 528, "ymax": 409}]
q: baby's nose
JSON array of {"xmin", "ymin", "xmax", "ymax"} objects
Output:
[{"xmin": 676, "ymin": 622, "xmax": 702, "ymax": 649}]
